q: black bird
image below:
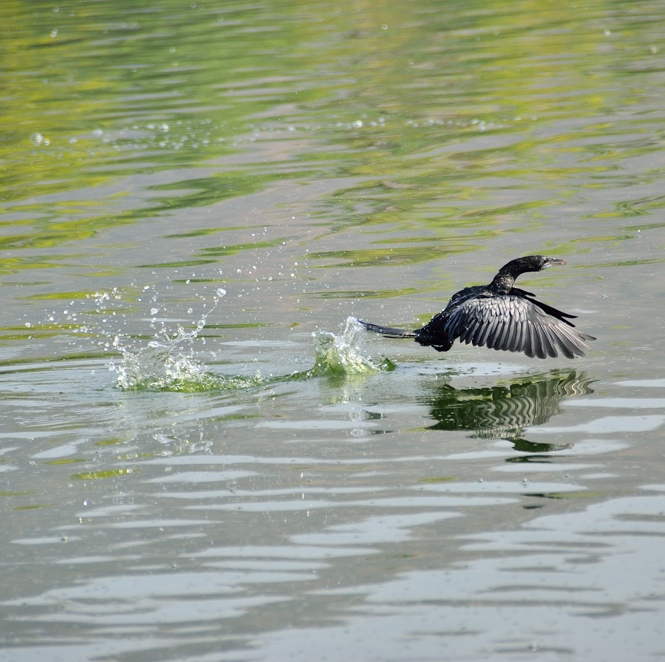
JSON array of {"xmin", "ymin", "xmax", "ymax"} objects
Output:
[{"xmin": 358, "ymin": 255, "xmax": 595, "ymax": 359}]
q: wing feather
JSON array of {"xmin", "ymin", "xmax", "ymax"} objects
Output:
[
  {"xmin": 525, "ymin": 322, "xmax": 536, "ymax": 358},
  {"xmin": 469, "ymin": 315, "xmax": 485, "ymax": 345},
  {"xmin": 559, "ymin": 324, "xmax": 591, "ymax": 357},
  {"xmin": 533, "ymin": 306, "xmax": 592, "ymax": 358},
  {"xmin": 556, "ymin": 334, "xmax": 577, "ymax": 359},
  {"xmin": 477, "ymin": 311, "xmax": 494, "ymax": 347},
  {"xmin": 494, "ymin": 314, "xmax": 513, "ymax": 352},
  {"xmin": 513, "ymin": 319, "xmax": 525, "ymax": 353},
  {"xmin": 415, "ymin": 292, "xmax": 594, "ymax": 359},
  {"xmin": 484, "ymin": 315, "xmax": 502, "ymax": 350},
  {"xmin": 533, "ymin": 325, "xmax": 548, "ymax": 359},
  {"xmin": 540, "ymin": 325, "xmax": 559, "ymax": 358},
  {"xmin": 504, "ymin": 316, "xmax": 517, "ymax": 352}
]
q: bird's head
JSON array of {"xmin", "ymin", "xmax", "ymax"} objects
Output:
[
  {"xmin": 534, "ymin": 255, "xmax": 567, "ymax": 270},
  {"xmin": 499, "ymin": 255, "xmax": 566, "ymax": 276}
]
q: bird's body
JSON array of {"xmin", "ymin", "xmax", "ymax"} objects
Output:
[{"xmin": 359, "ymin": 256, "xmax": 595, "ymax": 359}]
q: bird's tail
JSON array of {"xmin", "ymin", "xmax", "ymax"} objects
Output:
[{"xmin": 357, "ymin": 320, "xmax": 417, "ymax": 338}]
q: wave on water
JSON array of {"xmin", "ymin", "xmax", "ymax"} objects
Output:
[{"xmin": 111, "ymin": 316, "xmax": 393, "ymax": 392}]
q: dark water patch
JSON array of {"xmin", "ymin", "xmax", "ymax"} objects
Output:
[
  {"xmin": 205, "ymin": 323, "xmax": 271, "ymax": 329},
  {"xmin": 137, "ymin": 258, "xmax": 218, "ymax": 269},
  {"xmin": 310, "ymin": 288, "xmax": 420, "ymax": 300}
]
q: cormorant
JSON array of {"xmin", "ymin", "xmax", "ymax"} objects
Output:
[{"xmin": 359, "ymin": 255, "xmax": 595, "ymax": 359}]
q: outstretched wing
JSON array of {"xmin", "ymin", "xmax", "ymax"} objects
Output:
[
  {"xmin": 420, "ymin": 294, "xmax": 594, "ymax": 359},
  {"xmin": 511, "ymin": 288, "xmax": 577, "ymax": 325}
]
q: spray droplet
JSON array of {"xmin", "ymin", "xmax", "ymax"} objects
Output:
[{"xmin": 216, "ymin": 288, "xmax": 227, "ymax": 297}]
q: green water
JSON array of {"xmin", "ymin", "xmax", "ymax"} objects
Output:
[{"xmin": 2, "ymin": 0, "xmax": 665, "ymax": 660}]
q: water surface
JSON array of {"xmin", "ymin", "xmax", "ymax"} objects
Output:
[{"xmin": 2, "ymin": 0, "xmax": 665, "ymax": 659}]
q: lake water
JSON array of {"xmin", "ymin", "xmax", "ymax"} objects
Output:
[{"xmin": 2, "ymin": 0, "xmax": 665, "ymax": 660}]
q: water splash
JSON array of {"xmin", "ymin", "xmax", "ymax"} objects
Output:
[
  {"xmin": 110, "ymin": 289, "xmax": 263, "ymax": 392},
  {"xmin": 307, "ymin": 317, "xmax": 395, "ymax": 377},
  {"xmin": 111, "ymin": 313, "xmax": 392, "ymax": 392},
  {"xmin": 113, "ymin": 324, "xmax": 214, "ymax": 392}
]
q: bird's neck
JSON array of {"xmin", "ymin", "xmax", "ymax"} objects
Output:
[{"xmin": 489, "ymin": 273, "xmax": 515, "ymax": 295}]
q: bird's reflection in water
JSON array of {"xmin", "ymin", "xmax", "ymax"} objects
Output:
[{"xmin": 426, "ymin": 370, "xmax": 593, "ymax": 454}]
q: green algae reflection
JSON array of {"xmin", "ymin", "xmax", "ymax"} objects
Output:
[
  {"xmin": 2, "ymin": 0, "xmax": 664, "ymax": 280},
  {"xmin": 72, "ymin": 468, "xmax": 136, "ymax": 480}
]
